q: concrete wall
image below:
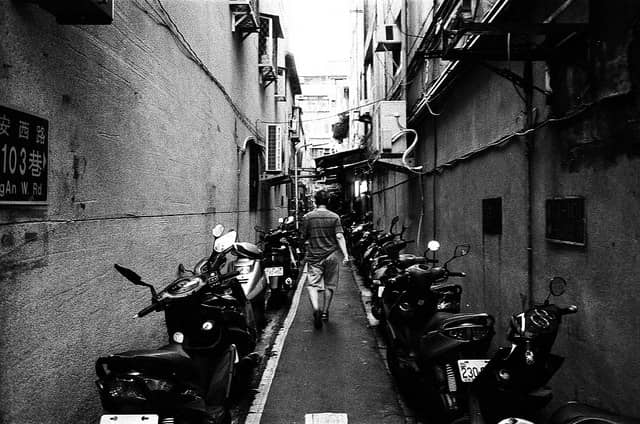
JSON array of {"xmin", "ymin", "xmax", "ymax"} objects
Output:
[
  {"xmin": 0, "ymin": 1, "xmax": 292, "ymax": 422},
  {"xmin": 383, "ymin": 2, "xmax": 640, "ymax": 417}
]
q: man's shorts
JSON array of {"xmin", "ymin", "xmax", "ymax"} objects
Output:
[{"xmin": 307, "ymin": 250, "xmax": 341, "ymax": 291}]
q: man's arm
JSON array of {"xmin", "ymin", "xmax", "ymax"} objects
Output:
[{"xmin": 335, "ymin": 232, "xmax": 350, "ymax": 263}]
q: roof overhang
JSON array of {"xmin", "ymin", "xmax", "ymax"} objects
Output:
[
  {"xmin": 314, "ymin": 148, "xmax": 367, "ymax": 170},
  {"xmin": 261, "ymin": 13, "xmax": 284, "ymax": 38},
  {"xmin": 260, "ymin": 174, "xmax": 291, "ymax": 186},
  {"xmin": 285, "ymin": 53, "xmax": 302, "ymax": 96},
  {"xmin": 373, "ymin": 158, "xmax": 416, "ymax": 175}
]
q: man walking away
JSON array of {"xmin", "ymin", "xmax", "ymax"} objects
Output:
[{"xmin": 300, "ymin": 190, "xmax": 351, "ymax": 329}]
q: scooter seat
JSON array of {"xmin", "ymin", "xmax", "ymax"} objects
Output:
[
  {"xmin": 234, "ymin": 242, "xmax": 263, "ymax": 259},
  {"xmin": 431, "ymin": 282, "xmax": 462, "ymax": 295},
  {"xmin": 397, "ymin": 254, "xmax": 426, "ymax": 269},
  {"xmin": 424, "ymin": 312, "xmax": 493, "ymax": 332},
  {"xmin": 96, "ymin": 343, "xmax": 198, "ymax": 380},
  {"xmin": 550, "ymin": 402, "xmax": 640, "ymax": 424}
]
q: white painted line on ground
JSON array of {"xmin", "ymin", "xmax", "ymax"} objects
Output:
[
  {"xmin": 245, "ymin": 263, "xmax": 308, "ymax": 424},
  {"xmin": 305, "ymin": 412, "xmax": 349, "ymax": 424}
]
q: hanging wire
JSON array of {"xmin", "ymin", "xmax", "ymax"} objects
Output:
[{"xmin": 133, "ymin": 0, "xmax": 263, "ymax": 142}]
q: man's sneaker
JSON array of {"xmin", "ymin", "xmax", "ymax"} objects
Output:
[
  {"xmin": 313, "ymin": 310, "xmax": 323, "ymax": 329},
  {"xmin": 321, "ymin": 311, "xmax": 329, "ymax": 321}
]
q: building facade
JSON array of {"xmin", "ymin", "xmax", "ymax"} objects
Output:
[
  {"xmin": 349, "ymin": 0, "xmax": 640, "ymax": 417},
  {"xmin": 0, "ymin": 1, "xmax": 299, "ymax": 422}
]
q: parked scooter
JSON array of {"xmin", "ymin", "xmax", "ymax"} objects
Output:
[
  {"xmin": 371, "ymin": 240, "xmax": 462, "ymax": 322},
  {"xmin": 493, "ymin": 402, "xmax": 640, "ymax": 424},
  {"xmin": 466, "ymin": 277, "xmax": 578, "ymax": 424},
  {"xmin": 382, "ymin": 243, "xmax": 496, "ymax": 423},
  {"xmin": 547, "ymin": 402, "xmax": 640, "ymax": 424},
  {"xmin": 196, "ymin": 229, "xmax": 269, "ymax": 330},
  {"xmin": 255, "ymin": 216, "xmax": 302, "ymax": 308},
  {"xmin": 95, "ymin": 226, "xmax": 255, "ymax": 424}
]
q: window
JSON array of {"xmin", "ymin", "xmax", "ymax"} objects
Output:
[
  {"xmin": 265, "ymin": 124, "xmax": 282, "ymax": 172},
  {"xmin": 275, "ymin": 68, "xmax": 286, "ymax": 101},
  {"xmin": 258, "ymin": 17, "xmax": 274, "ymax": 66},
  {"xmin": 482, "ymin": 197, "xmax": 502, "ymax": 235},
  {"xmin": 546, "ymin": 197, "xmax": 585, "ymax": 246},
  {"xmin": 249, "ymin": 146, "xmax": 260, "ymax": 211}
]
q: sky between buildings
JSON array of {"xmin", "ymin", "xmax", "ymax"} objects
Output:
[{"xmin": 283, "ymin": 0, "xmax": 352, "ymax": 76}]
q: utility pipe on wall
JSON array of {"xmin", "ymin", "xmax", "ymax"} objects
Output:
[{"xmin": 524, "ymin": 60, "xmax": 535, "ymax": 307}]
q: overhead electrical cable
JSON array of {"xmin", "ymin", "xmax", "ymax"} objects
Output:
[{"xmin": 133, "ymin": 0, "xmax": 263, "ymax": 142}]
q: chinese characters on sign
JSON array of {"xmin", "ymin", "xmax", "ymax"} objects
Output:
[{"xmin": 0, "ymin": 105, "xmax": 48, "ymax": 204}]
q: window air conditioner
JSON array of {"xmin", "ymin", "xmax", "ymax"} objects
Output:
[
  {"xmin": 372, "ymin": 101, "xmax": 406, "ymax": 153},
  {"xmin": 375, "ymin": 24, "xmax": 401, "ymax": 51},
  {"xmin": 265, "ymin": 124, "xmax": 283, "ymax": 172}
]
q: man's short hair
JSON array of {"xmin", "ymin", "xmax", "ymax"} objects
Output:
[{"xmin": 314, "ymin": 189, "xmax": 330, "ymax": 206}]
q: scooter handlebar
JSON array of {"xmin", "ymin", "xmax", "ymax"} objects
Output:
[
  {"xmin": 135, "ymin": 299, "xmax": 167, "ymax": 318},
  {"xmin": 560, "ymin": 304, "xmax": 578, "ymax": 315},
  {"xmin": 447, "ymin": 271, "xmax": 466, "ymax": 277}
]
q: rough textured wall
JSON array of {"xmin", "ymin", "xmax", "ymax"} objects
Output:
[
  {"xmin": 399, "ymin": 8, "xmax": 640, "ymax": 418},
  {"xmin": 404, "ymin": 70, "xmax": 531, "ymax": 341},
  {"xmin": 531, "ymin": 113, "xmax": 640, "ymax": 416},
  {"xmin": 0, "ymin": 1, "xmax": 273, "ymax": 422}
]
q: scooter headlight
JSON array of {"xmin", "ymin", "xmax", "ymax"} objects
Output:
[
  {"xmin": 235, "ymin": 264, "xmax": 253, "ymax": 275},
  {"xmin": 444, "ymin": 325, "xmax": 492, "ymax": 341},
  {"xmin": 102, "ymin": 377, "xmax": 148, "ymax": 403}
]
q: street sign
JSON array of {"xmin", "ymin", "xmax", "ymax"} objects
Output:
[{"xmin": 0, "ymin": 105, "xmax": 48, "ymax": 205}]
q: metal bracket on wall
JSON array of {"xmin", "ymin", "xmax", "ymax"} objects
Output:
[{"xmin": 479, "ymin": 61, "xmax": 552, "ymax": 97}]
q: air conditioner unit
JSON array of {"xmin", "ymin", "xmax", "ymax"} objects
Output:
[
  {"xmin": 371, "ymin": 101, "xmax": 406, "ymax": 153},
  {"xmin": 265, "ymin": 124, "xmax": 283, "ymax": 172},
  {"xmin": 375, "ymin": 24, "xmax": 401, "ymax": 52}
]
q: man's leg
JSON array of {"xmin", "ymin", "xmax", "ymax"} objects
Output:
[
  {"xmin": 307, "ymin": 285, "xmax": 321, "ymax": 310},
  {"xmin": 321, "ymin": 252, "xmax": 340, "ymax": 320},
  {"xmin": 307, "ymin": 262, "xmax": 324, "ymax": 329},
  {"xmin": 322, "ymin": 288, "xmax": 334, "ymax": 316}
]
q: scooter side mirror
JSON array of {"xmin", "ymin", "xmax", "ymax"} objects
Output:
[
  {"xmin": 212, "ymin": 224, "xmax": 225, "ymax": 238},
  {"xmin": 114, "ymin": 264, "xmax": 143, "ymax": 283},
  {"xmin": 390, "ymin": 216, "xmax": 399, "ymax": 233},
  {"xmin": 114, "ymin": 264, "xmax": 157, "ymax": 297},
  {"xmin": 178, "ymin": 263, "xmax": 186, "ymax": 274},
  {"xmin": 549, "ymin": 276, "xmax": 567, "ymax": 296},
  {"xmin": 427, "ymin": 240, "xmax": 440, "ymax": 252},
  {"xmin": 454, "ymin": 244, "xmax": 470, "ymax": 257}
]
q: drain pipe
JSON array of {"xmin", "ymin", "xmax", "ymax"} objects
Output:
[
  {"xmin": 432, "ymin": 117, "xmax": 438, "ymax": 240},
  {"xmin": 524, "ymin": 61, "xmax": 535, "ymax": 307}
]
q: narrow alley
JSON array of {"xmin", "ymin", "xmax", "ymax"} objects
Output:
[{"xmin": 2, "ymin": 1, "xmax": 640, "ymax": 424}]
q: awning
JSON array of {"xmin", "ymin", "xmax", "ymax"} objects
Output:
[
  {"xmin": 260, "ymin": 13, "xmax": 284, "ymax": 38},
  {"xmin": 260, "ymin": 174, "xmax": 291, "ymax": 186},
  {"xmin": 314, "ymin": 147, "xmax": 368, "ymax": 170},
  {"xmin": 373, "ymin": 158, "xmax": 415, "ymax": 175}
]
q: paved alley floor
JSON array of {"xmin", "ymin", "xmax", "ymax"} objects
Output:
[{"xmin": 247, "ymin": 263, "xmax": 407, "ymax": 424}]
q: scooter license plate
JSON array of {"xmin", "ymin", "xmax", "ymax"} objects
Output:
[
  {"xmin": 264, "ymin": 266, "xmax": 284, "ymax": 277},
  {"xmin": 100, "ymin": 415, "xmax": 159, "ymax": 424},
  {"xmin": 377, "ymin": 286, "xmax": 385, "ymax": 297},
  {"xmin": 457, "ymin": 359, "xmax": 490, "ymax": 383}
]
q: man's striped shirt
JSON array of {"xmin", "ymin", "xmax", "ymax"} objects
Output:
[{"xmin": 301, "ymin": 207, "xmax": 344, "ymax": 263}]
